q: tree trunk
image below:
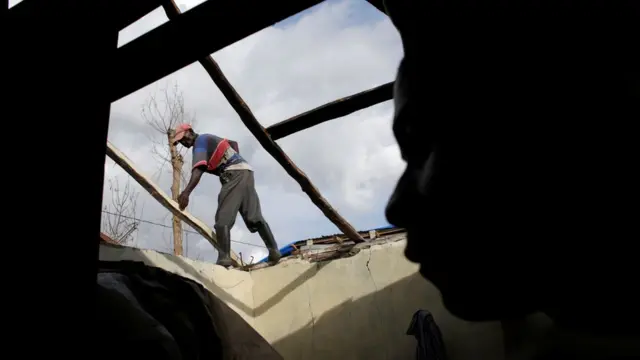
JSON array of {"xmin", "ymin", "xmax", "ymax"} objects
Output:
[{"xmin": 168, "ymin": 133, "xmax": 184, "ymax": 256}]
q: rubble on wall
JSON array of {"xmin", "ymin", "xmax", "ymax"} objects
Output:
[{"xmin": 246, "ymin": 227, "xmax": 406, "ymax": 271}]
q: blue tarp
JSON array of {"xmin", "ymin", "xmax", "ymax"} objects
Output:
[
  {"xmin": 255, "ymin": 224, "xmax": 398, "ymax": 264},
  {"xmin": 256, "ymin": 241, "xmax": 297, "ymax": 264}
]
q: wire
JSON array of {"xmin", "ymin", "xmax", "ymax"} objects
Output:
[{"xmin": 101, "ymin": 210, "xmax": 266, "ymax": 248}]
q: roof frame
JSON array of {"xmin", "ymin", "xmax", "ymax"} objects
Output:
[{"xmin": 109, "ymin": 0, "xmax": 393, "ymax": 245}]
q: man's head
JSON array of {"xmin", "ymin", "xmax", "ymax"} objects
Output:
[
  {"xmin": 382, "ymin": 0, "xmax": 543, "ymax": 322},
  {"xmin": 383, "ymin": 0, "xmax": 635, "ymax": 327},
  {"xmin": 172, "ymin": 124, "xmax": 197, "ymax": 148}
]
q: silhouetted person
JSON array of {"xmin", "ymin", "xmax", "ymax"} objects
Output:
[
  {"xmin": 173, "ymin": 124, "xmax": 281, "ymax": 266},
  {"xmin": 383, "ymin": 0, "xmax": 639, "ymax": 358}
]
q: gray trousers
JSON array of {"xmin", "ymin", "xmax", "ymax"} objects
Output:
[{"xmin": 216, "ymin": 170, "xmax": 264, "ymax": 232}]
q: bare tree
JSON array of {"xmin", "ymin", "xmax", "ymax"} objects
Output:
[
  {"xmin": 142, "ymin": 82, "xmax": 196, "ymax": 256},
  {"xmin": 101, "ymin": 178, "xmax": 142, "ymax": 245}
]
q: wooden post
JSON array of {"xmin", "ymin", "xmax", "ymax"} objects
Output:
[{"xmin": 167, "ymin": 131, "xmax": 184, "ymax": 256}]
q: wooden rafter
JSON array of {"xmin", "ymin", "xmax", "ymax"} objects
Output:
[
  {"xmin": 106, "ymin": 141, "xmax": 241, "ymax": 265},
  {"xmin": 266, "ymin": 82, "xmax": 394, "ymax": 140},
  {"xmin": 11, "ymin": 0, "xmax": 160, "ymax": 31},
  {"xmin": 160, "ymin": 0, "xmax": 365, "ymax": 243},
  {"xmin": 111, "ymin": 0, "xmax": 322, "ymax": 102},
  {"xmin": 112, "ymin": 0, "xmax": 161, "ymax": 31}
]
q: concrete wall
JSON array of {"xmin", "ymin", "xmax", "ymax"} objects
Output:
[
  {"xmin": 251, "ymin": 238, "xmax": 504, "ymax": 360},
  {"xmin": 99, "ymin": 236, "xmax": 505, "ymax": 360}
]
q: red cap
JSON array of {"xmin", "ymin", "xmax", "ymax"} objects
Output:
[{"xmin": 172, "ymin": 123, "xmax": 192, "ymax": 144}]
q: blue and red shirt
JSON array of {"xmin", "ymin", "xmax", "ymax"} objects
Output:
[{"xmin": 192, "ymin": 134, "xmax": 251, "ymax": 175}]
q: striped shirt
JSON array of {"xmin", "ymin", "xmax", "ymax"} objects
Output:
[{"xmin": 192, "ymin": 134, "xmax": 252, "ymax": 176}]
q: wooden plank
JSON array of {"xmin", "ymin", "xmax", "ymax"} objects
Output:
[
  {"xmin": 160, "ymin": 1, "xmax": 365, "ymax": 243},
  {"xmin": 112, "ymin": 0, "xmax": 160, "ymax": 31},
  {"xmin": 266, "ymin": 82, "xmax": 394, "ymax": 140},
  {"xmin": 105, "ymin": 141, "xmax": 240, "ymax": 265},
  {"xmin": 111, "ymin": 0, "xmax": 322, "ymax": 102}
]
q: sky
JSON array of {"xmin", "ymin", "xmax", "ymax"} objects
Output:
[{"xmin": 9, "ymin": 0, "xmax": 405, "ymax": 263}]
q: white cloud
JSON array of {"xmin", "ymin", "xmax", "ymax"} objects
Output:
[{"xmin": 102, "ymin": 0, "xmax": 404, "ymax": 263}]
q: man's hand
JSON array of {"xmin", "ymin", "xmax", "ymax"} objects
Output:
[{"xmin": 178, "ymin": 191, "xmax": 190, "ymax": 211}]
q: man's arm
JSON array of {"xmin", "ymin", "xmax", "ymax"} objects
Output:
[
  {"xmin": 186, "ymin": 135, "xmax": 209, "ymax": 196},
  {"xmin": 179, "ymin": 136, "xmax": 209, "ymax": 210},
  {"xmin": 178, "ymin": 166, "xmax": 205, "ymax": 210},
  {"xmin": 183, "ymin": 167, "xmax": 204, "ymax": 195}
]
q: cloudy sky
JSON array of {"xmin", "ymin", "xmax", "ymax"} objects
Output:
[{"xmin": 10, "ymin": 0, "xmax": 404, "ymax": 263}]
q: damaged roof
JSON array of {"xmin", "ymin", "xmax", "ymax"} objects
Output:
[
  {"xmin": 252, "ymin": 226, "xmax": 406, "ymax": 268},
  {"xmin": 102, "ymin": 0, "xmax": 393, "ymax": 262}
]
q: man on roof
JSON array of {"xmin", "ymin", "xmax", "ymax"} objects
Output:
[{"xmin": 172, "ymin": 124, "xmax": 281, "ymax": 267}]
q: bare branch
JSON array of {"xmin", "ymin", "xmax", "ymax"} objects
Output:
[
  {"xmin": 142, "ymin": 81, "xmax": 198, "ymax": 256},
  {"xmin": 101, "ymin": 178, "xmax": 142, "ymax": 245},
  {"xmin": 141, "ymin": 81, "xmax": 197, "ymax": 168}
]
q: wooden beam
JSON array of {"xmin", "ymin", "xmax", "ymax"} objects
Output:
[
  {"xmin": 111, "ymin": 0, "xmax": 322, "ymax": 102},
  {"xmin": 112, "ymin": 0, "xmax": 160, "ymax": 31},
  {"xmin": 267, "ymin": 82, "xmax": 394, "ymax": 140},
  {"xmin": 9, "ymin": 0, "xmax": 160, "ymax": 31},
  {"xmin": 160, "ymin": 1, "xmax": 365, "ymax": 243},
  {"xmin": 105, "ymin": 141, "xmax": 241, "ymax": 265}
]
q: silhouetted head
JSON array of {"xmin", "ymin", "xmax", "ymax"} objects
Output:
[
  {"xmin": 383, "ymin": 0, "xmax": 637, "ymax": 329},
  {"xmin": 172, "ymin": 124, "xmax": 197, "ymax": 148}
]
